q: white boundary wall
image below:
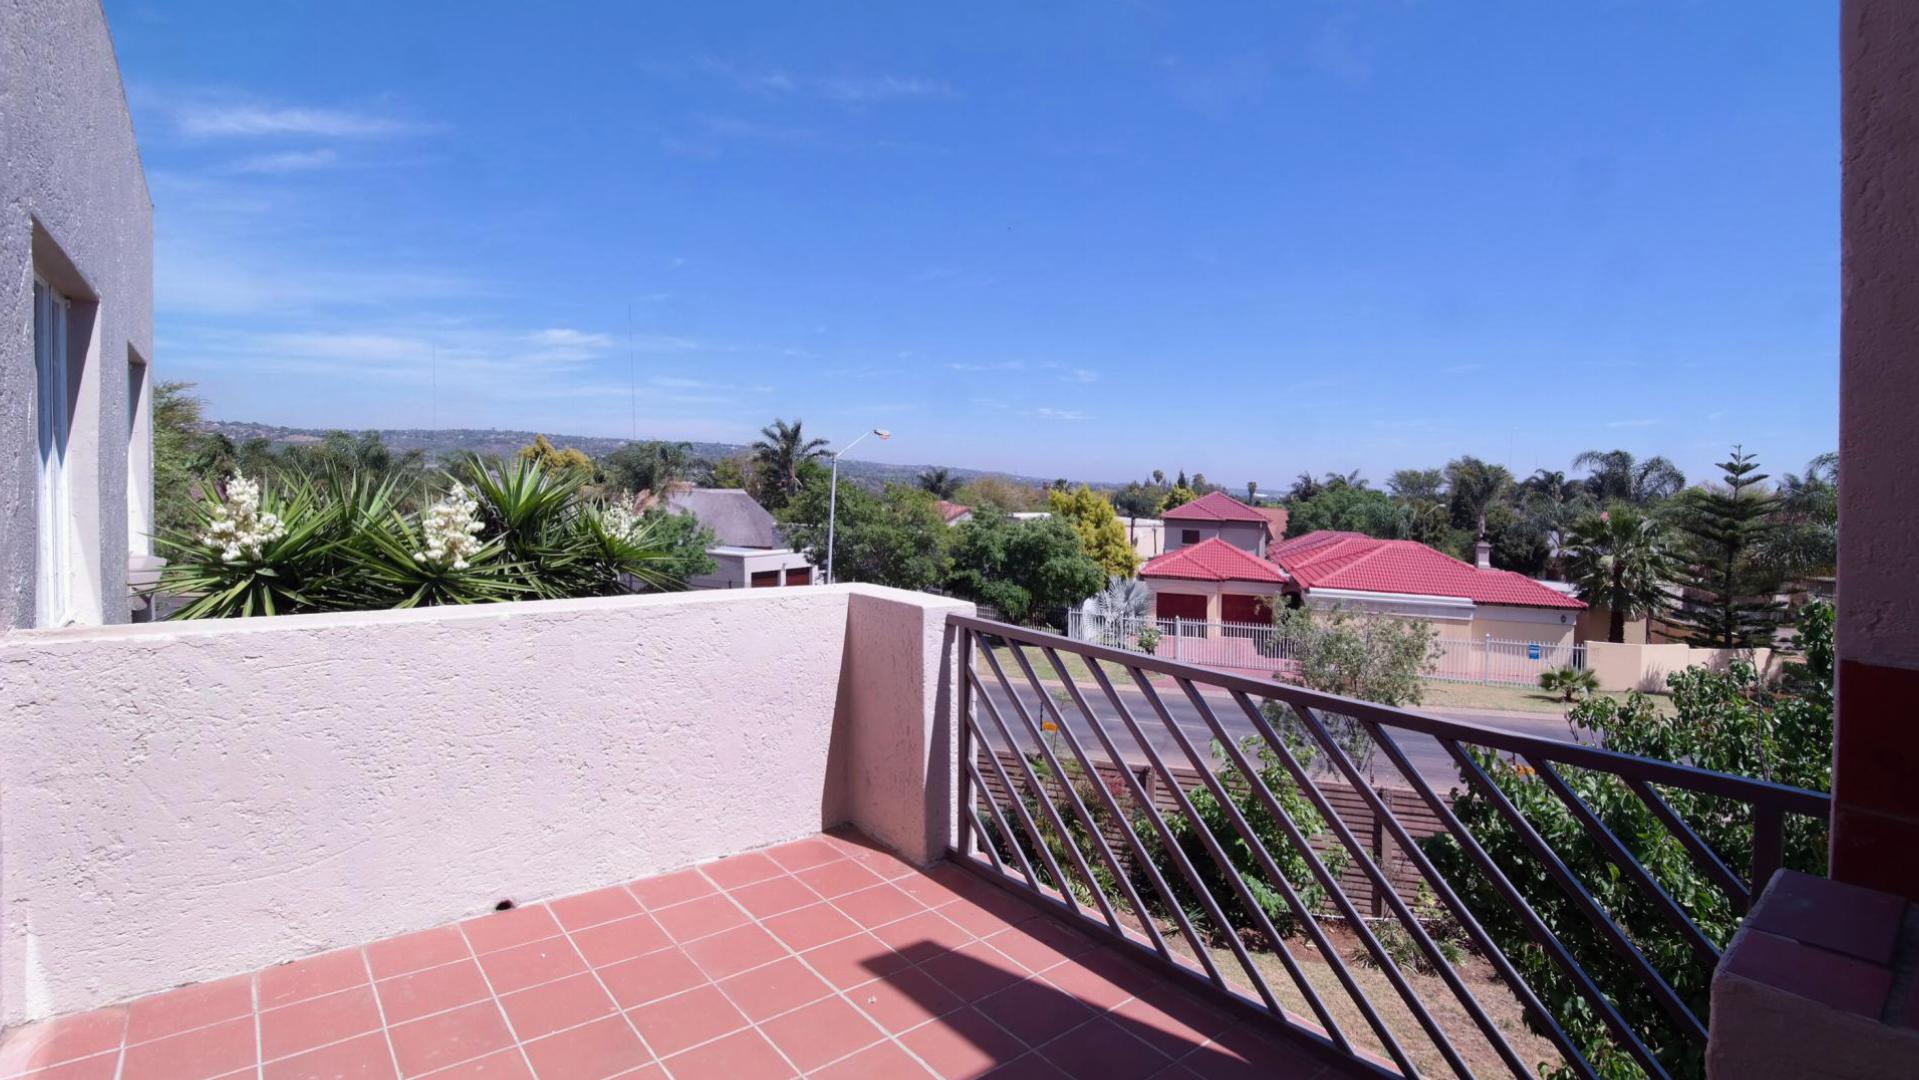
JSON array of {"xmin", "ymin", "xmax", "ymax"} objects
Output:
[{"xmin": 0, "ymin": 585, "xmax": 968, "ymax": 1025}]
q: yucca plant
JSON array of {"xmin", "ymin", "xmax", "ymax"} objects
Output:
[
  {"xmin": 343, "ymin": 501, "xmax": 528, "ymax": 608},
  {"xmin": 155, "ymin": 474, "xmax": 342, "ymax": 618},
  {"xmin": 459, "ymin": 456, "xmax": 598, "ymax": 599}
]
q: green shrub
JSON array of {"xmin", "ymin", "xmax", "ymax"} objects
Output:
[
  {"xmin": 1422, "ymin": 602, "xmax": 1834, "ymax": 1080},
  {"xmin": 1539, "ymin": 664, "xmax": 1600, "ymax": 702}
]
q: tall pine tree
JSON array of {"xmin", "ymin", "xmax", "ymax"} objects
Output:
[{"xmin": 1669, "ymin": 446, "xmax": 1785, "ymax": 648}]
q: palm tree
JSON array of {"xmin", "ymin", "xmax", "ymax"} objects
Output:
[
  {"xmin": 1444, "ymin": 456, "xmax": 1513, "ymax": 537},
  {"xmin": 1573, "ymin": 449, "xmax": 1687, "ymax": 505},
  {"xmin": 1564, "ymin": 506, "xmax": 1681, "ymax": 642},
  {"xmin": 751, "ymin": 418, "xmax": 830, "ymax": 505},
  {"xmin": 1517, "ymin": 469, "xmax": 1594, "ymax": 575},
  {"xmin": 917, "ymin": 467, "xmax": 961, "ymax": 499}
]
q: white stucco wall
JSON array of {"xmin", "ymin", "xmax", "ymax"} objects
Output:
[
  {"xmin": 0, "ymin": 585, "xmax": 969, "ymax": 1025},
  {"xmin": 1, "ymin": 0, "xmax": 153, "ymax": 628}
]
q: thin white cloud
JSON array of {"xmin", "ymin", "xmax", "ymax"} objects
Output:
[
  {"xmin": 679, "ymin": 59, "xmax": 954, "ymax": 104},
  {"xmin": 816, "ymin": 75, "xmax": 955, "ymax": 103},
  {"xmin": 1059, "ymin": 368, "xmax": 1099, "ymax": 383},
  {"xmin": 227, "ymin": 148, "xmax": 339, "ymax": 174},
  {"xmin": 1029, "ymin": 407, "xmax": 1091, "ymax": 422},
  {"xmin": 527, "ymin": 328, "xmax": 613, "ymax": 350},
  {"xmin": 177, "ymin": 103, "xmax": 424, "ymax": 139},
  {"xmin": 948, "ymin": 360, "xmax": 1023, "ymax": 372}
]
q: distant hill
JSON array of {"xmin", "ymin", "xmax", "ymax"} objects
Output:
[{"xmin": 202, "ymin": 420, "xmax": 1081, "ymax": 491}]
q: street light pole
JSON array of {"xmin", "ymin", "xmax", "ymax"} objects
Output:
[{"xmin": 826, "ymin": 427, "xmax": 890, "ymax": 584}]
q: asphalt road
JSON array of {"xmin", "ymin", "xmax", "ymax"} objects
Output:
[{"xmin": 971, "ymin": 674, "xmax": 1582, "ymax": 795}]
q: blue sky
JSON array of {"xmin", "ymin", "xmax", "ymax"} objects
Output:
[{"xmin": 106, "ymin": 1, "xmax": 1838, "ymax": 488}]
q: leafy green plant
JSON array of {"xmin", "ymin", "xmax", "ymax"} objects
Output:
[
  {"xmin": 1356, "ymin": 883, "xmax": 1466, "ymax": 975},
  {"xmin": 1135, "ymin": 626, "xmax": 1162, "ymax": 655},
  {"xmin": 1133, "ymin": 737, "xmax": 1346, "ymax": 946},
  {"xmin": 1539, "ymin": 664, "xmax": 1600, "ymax": 702},
  {"xmin": 156, "ymin": 474, "xmax": 343, "ymax": 618},
  {"xmin": 1423, "ymin": 601, "xmax": 1834, "ymax": 1080},
  {"xmin": 154, "ymin": 458, "xmax": 704, "ymax": 618}
]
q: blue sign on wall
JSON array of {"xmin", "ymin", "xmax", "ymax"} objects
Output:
[{"xmin": 1528, "ymin": 643, "xmax": 1541, "ymax": 660}]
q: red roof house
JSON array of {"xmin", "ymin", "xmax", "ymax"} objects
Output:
[
  {"xmin": 1268, "ymin": 531, "xmax": 1583, "ymax": 610},
  {"xmin": 1162, "ymin": 491, "xmax": 1271, "ymax": 525},
  {"xmin": 1137, "ymin": 538, "xmax": 1286, "ymax": 584}
]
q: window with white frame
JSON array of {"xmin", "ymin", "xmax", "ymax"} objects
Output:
[{"xmin": 33, "ymin": 277, "xmax": 74, "ymax": 626}]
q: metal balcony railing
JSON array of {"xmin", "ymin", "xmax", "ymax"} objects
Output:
[{"xmin": 945, "ymin": 614, "xmax": 1831, "ymax": 1080}]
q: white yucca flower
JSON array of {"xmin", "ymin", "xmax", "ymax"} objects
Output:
[
  {"xmin": 414, "ymin": 483, "xmax": 485, "ymax": 571},
  {"xmin": 199, "ymin": 473, "xmax": 286, "ymax": 563}
]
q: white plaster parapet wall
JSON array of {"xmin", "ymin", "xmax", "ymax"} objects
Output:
[{"xmin": 0, "ymin": 585, "xmax": 971, "ymax": 1026}]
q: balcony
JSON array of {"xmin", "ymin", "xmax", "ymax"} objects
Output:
[{"xmin": 0, "ymin": 587, "xmax": 1852, "ymax": 1077}]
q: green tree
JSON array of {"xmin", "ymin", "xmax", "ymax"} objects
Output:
[
  {"xmin": 1668, "ymin": 447, "xmax": 1785, "ymax": 648},
  {"xmin": 1443, "ymin": 455, "xmax": 1513, "ymax": 536},
  {"xmin": 1047, "ymin": 485, "xmax": 1140, "ymax": 580},
  {"xmin": 1270, "ymin": 604, "xmax": 1441, "ymax": 709},
  {"xmin": 516, "ymin": 435, "xmax": 597, "ymax": 485},
  {"xmin": 779, "ymin": 479, "xmax": 948, "ymax": 590},
  {"xmin": 916, "ymin": 467, "xmax": 962, "ymax": 499},
  {"xmin": 1573, "ymin": 449, "xmax": 1687, "ymax": 506},
  {"xmin": 706, "ymin": 453, "xmax": 753, "ymax": 490},
  {"xmin": 1426, "ymin": 602, "xmax": 1833, "ymax": 1080},
  {"xmin": 751, "ymin": 418, "xmax": 830, "ymax": 510},
  {"xmin": 945, "ymin": 509, "xmax": 1103, "ymax": 626},
  {"xmin": 955, "ymin": 475, "xmax": 1048, "ymax": 512},
  {"xmin": 1110, "ymin": 480, "xmax": 1164, "ymax": 519},
  {"xmin": 1284, "ymin": 485, "xmax": 1407, "ymax": 539},
  {"xmin": 1387, "ymin": 468, "xmax": 1446, "ymax": 503},
  {"xmin": 1564, "ymin": 506, "xmax": 1680, "ymax": 643},
  {"xmin": 1755, "ymin": 452, "xmax": 1837, "ymax": 581},
  {"xmin": 603, "ymin": 440, "xmax": 695, "ymax": 493},
  {"xmin": 1157, "ymin": 483, "xmax": 1199, "ymax": 514},
  {"xmin": 152, "ymin": 381, "xmax": 213, "ymax": 538}
]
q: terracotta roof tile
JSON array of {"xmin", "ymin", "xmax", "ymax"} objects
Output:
[
  {"xmin": 1160, "ymin": 492, "xmax": 1268, "ymax": 524},
  {"xmin": 1139, "ymin": 538, "xmax": 1287, "ymax": 584},
  {"xmin": 1271, "ymin": 531, "xmax": 1584, "ymax": 609}
]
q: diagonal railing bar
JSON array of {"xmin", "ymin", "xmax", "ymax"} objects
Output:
[
  {"xmin": 1077, "ymin": 654, "xmax": 1331, "ymax": 1036},
  {"xmin": 968, "ymin": 647, "xmax": 1126, "ymax": 935},
  {"xmin": 964, "ymin": 806, "xmax": 1005, "ymax": 874},
  {"xmin": 1626, "ymin": 778, "xmax": 1751, "ymax": 911},
  {"xmin": 1274, "ymin": 698, "xmax": 1558, "ymax": 1074},
  {"xmin": 1364, "ymin": 720, "xmax": 1670, "ymax": 1080},
  {"xmin": 1526, "ymin": 757, "xmax": 1721, "ymax": 968},
  {"xmin": 943, "ymin": 614, "xmax": 1831, "ymax": 1080},
  {"xmin": 995, "ymin": 641, "xmax": 1181, "ymax": 966},
  {"xmin": 1224, "ymin": 690, "xmax": 1535, "ymax": 1080},
  {"xmin": 962, "ymin": 680, "xmax": 1082, "ymax": 908},
  {"xmin": 1029, "ymin": 643, "xmax": 1242, "ymax": 993},
  {"xmin": 1145, "ymin": 671, "xmax": 1445, "ymax": 1078},
  {"xmin": 1445, "ymin": 743, "xmax": 1708, "ymax": 1046},
  {"xmin": 964, "ymin": 753, "xmax": 1042, "ymax": 890},
  {"xmin": 1750, "ymin": 804, "xmax": 1785, "ymax": 901}
]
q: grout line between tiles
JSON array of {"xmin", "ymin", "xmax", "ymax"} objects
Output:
[
  {"xmin": 356, "ymin": 948, "xmax": 406, "ymax": 1080},
  {"xmin": 451, "ymin": 921, "xmax": 541, "ymax": 1080}
]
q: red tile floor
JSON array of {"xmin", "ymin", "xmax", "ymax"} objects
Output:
[{"xmin": 0, "ymin": 831, "xmax": 1349, "ymax": 1080}]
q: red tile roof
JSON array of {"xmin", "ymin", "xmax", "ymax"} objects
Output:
[
  {"xmin": 1139, "ymin": 537, "xmax": 1287, "ymax": 584},
  {"xmin": 933, "ymin": 500, "xmax": 972, "ymax": 523},
  {"xmin": 1270, "ymin": 531, "xmax": 1584, "ymax": 610},
  {"xmin": 1254, "ymin": 506, "xmax": 1289, "ymax": 539},
  {"xmin": 1161, "ymin": 491, "xmax": 1269, "ymax": 524}
]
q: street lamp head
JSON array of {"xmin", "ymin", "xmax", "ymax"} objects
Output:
[{"xmin": 873, "ymin": 428, "xmax": 891, "ymax": 439}]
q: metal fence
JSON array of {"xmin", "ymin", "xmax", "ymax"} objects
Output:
[
  {"xmin": 1070, "ymin": 609, "xmax": 1585, "ymax": 687},
  {"xmin": 1066, "ymin": 610, "xmax": 1299, "ymax": 671},
  {"xmin": 1429, "ymin": 637, "xmax": 1587, "ymax": 686},
  {"xmin": 949, "ymin": 614, "xmax": 1830, "ymax": 1080}
]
